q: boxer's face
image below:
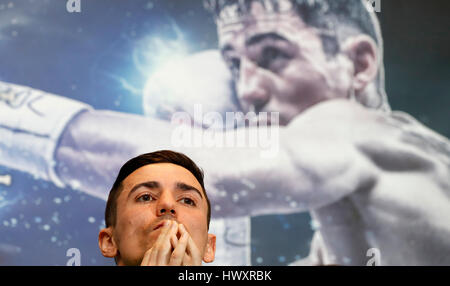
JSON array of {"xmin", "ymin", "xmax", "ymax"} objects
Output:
[
  {"xmin": 104, "ymin": 163, "xmax": 214, "ymax": 265},
  {"xmin": 219, "ymin": 4, "xmax": 352, "ymax": 125}
]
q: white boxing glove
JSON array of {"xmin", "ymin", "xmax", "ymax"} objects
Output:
[
  {"xmin": 0, "ymin": 81, "xmax": 91, "ymax": 187},
  {"xmin": 143, "ymin": 50, "xmax": 240, "ymax": 130}
]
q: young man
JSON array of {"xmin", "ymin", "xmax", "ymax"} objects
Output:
[{"xmin": 98, "ymin": 150, "xmax": 216, "ymax": 266}]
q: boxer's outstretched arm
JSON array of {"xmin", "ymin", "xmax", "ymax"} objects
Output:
[
  {"xmin": 55, "ymin": 100, "xmax": 375, "ymax": 210},
  {"xmin": 55, "ymin": 99, "xmax": 421, "ymax": 217}
]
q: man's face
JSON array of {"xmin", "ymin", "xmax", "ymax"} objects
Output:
[
  {"xmin": 219, "ymin": 4, "xmax": 353, "ymax": 125},
  {"xmin": 110, "ymin": 163, "xmax": 212, "ymax": 265}
]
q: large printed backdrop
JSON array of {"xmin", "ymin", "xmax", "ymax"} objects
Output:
[{"xmin": 0, "ymin": 0, "xmax": 449, "ymax": 265}]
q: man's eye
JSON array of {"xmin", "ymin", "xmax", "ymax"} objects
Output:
[
  {"xmin": 137, "ymin": 194, "xmax": 153, "ymax": 202},
  {"xmin": 180, "ymin": 198, "xmax": 196, "ymax": 206},
  {"xmin": 259, "ymin": 47, "xmax": 290, "ymax": 70},
  {"xmin": 263, "ymin": 47, "xmax": 287, "ymax": 60}
]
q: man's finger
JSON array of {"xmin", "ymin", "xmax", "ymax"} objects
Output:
[
  {"xmin": 156, "ymin": 221, "xmax": 179, "ymax": 265},
  {"xmin": 169, "ymin": 230, "xmax": 189, "ymax": 266},
  {"xmin": 140, "ymin": 246, "xmax": 154, "ymax": 266},
  {"xmin": 182, "ymin": 253, "xmax": 193, "ymax": 266},
  {"xmin": 180, "ymin": 224, "xmax": 202, "ymax": 266},
  {"xmin": 170, "ymin": 234, "xmax": 178, "ymax": 249},
  {"xmin": 149, "ymin": 220, "xmax": 173, "ymax": 265},
  {"xmin": 186, "ymin": 236, "xmax": 202, "ymax": 266}
]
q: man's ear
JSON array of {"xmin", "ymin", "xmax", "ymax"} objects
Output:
[
  {"xmin": 98, "ymin": 227, "xmax": 118, "ymax": 258},
  {"xmin": 202, "ymin": 233, "xmax": 216, "ymax": 263},
  {"xmin": 341, "ymin": 34, "xmax": 378, "ymax": 93}
]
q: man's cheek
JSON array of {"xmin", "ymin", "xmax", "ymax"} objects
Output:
[
  {"xmin": 120, "ymin": 214, "xmax": 153, "ymax": 244},
  {"xmin": 188, "ymin": 223, "xmax": 208, "ymax": 246}
]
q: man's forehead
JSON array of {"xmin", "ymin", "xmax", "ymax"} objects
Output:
[
  {"xmin": 215, "ymin": 0, "xmax": 294, "ymax": 22},
  {"xmin": 217, "ymin": 8, "xmax": 309, "ymax": 49},
  {"xmin": 121, "ymin": 163, "xmax": 203, "ymax": 192}
]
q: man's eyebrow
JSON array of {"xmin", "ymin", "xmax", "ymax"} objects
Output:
[
  {"xmin": 126, "ymin": 181, "xmax": 204, "ymax": 200},
  {"xmin": 175, "ymin": 182, "xmax": 204, "ymax": 199},
  {"xmin": 127, "ymin": 181, "xmax": 160, "ymax": 198},
  {"xmin": 245, "ymin": 32, "xmax": 290, "ymax": 47}
]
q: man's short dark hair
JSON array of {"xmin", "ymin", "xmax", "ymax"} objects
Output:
[
  {"xmin": 205, "ymin": 0, "xmax": 381, "ymax": 55},
  {"xmin": 105, "ymin": 150, "xmax": 211, "ymax": 229}
]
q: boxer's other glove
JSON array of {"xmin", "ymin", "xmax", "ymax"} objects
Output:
[{"xmin": 0, "ymin": 81, "xmax": 91, "ymax": 187}]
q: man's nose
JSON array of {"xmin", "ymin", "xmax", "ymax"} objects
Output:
[
  {"xmin": 237, "ymin": 58, "xmax": 270, "ymax": 113},
  {"xmin": 156, "ymin": 192, "xmax": 176, "ymax": 217}
]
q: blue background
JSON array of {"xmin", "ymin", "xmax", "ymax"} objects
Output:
[{"xmin": 0, "ymin": 0, "xmax": 448, "ymax": 265}]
